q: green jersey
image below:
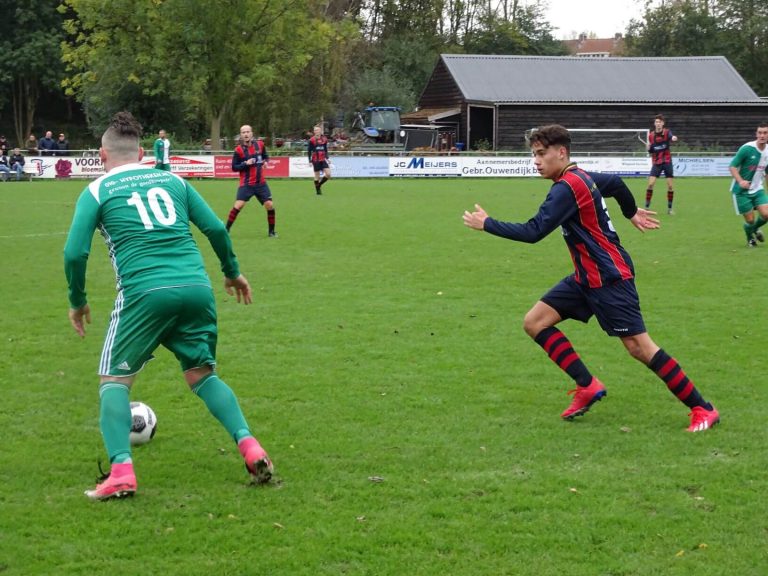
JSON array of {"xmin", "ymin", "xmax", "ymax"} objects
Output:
[
  {"xmin": 729, "ymin": 140, "xmax": 768, "ymax": 194},
  {"xmin": 64, "ymin": 163, "xmax": 239, "ymax": 309},
  {"xmin": 153, "ymin": 137, "xmax": 170, "ymax": 164}
]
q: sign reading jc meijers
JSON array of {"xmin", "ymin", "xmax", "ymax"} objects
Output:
[{"xmin": 389, "ymin": 157, "xmax": 461, "ymax": 176}]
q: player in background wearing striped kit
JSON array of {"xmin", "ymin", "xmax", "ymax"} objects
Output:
[
  {"xmin": 308, "ymin": 125, "xmax": 331, "ymax": 195},
  {"xmin": 463, "ymin": 124, "xmax": 719, "ymax": 432},
  {"xmin": 226, "ymin": 124, "xmax": 276, "ymax": 237},
  {"xmin": 645, "ymin": 114, "xmax": 678, "ymax": 215}
]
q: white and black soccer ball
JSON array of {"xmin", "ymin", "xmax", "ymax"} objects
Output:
[{"xmin": 129, "ymin": 401, "xmax": 157, "ymax": 446}]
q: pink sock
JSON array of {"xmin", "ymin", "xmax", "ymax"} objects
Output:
[
  {"xmin": 110, "ymin": 462, "xmax": 135, "ymax": 478},
  {"xmin": 237, "ymin": 436, "xmax": 259, "ymax": 458}
]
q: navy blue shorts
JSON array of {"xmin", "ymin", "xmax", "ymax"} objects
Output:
[
  {"xmin": 650, "ymin": 162, "xmax": 673, "ymax": 178},
  {"xmin": 236, "ymin": 183, "xmax": 272, "ymax": 205},
  {"xmin": 541, "ymin": 275, "xmax": 646, "ymax": 337},
  {"xmin": 312, "ymin": 160, "xmax": 329, "ymax": 172}
]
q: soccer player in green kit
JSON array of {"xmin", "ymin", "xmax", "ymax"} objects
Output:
[
  {"xmin": 64, "ymin": 112, "xmax": 273, "ymax": 500},
  {"xmin": 729, "ymin": 123, "xmax": 768, "ymax": 247},
  {"xmin": 153, "ymin": 128, "xmax": 171, "ymax": 171}
]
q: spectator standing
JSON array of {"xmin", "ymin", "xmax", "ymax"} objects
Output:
[
  {"xmin": 153, "ymin": 129, "xmax": 172, "ymax": 171},
  {"xmin": 25, "ymin": 134, "xmax": 38, "ymax": 155},
  {"xmin": 0, "ymin": 150, "xmax": 11, "ymax": 181},
  {"xmin": 56, "ymin": 133, "xmax": 70, "ymax": 156},
  {"xmin": 9, "ymin": 148, "xmax": 25, "ymax": 180},
  {"xmin": 39, "ymin": 131, "xmax": 57, "ymax": 156}
]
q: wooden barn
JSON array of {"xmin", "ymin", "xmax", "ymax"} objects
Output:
[{"xmin": 403, "ymin": 54, "xmax": 768, "ymax": 152}]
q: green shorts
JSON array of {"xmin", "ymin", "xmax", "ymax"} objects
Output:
[
  {"xmin": 99, "ymin": 285, "xmax": 217, "ymax": 377},
  {"xmin": 155, "ymin": 162, "xmax": 171, "ymax": 171},
  {"xmin": 733, "ymin": 188, "xmax": 768, "ymax": 214}
]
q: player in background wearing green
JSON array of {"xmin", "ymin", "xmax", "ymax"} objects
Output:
[
  {"xmin": 729, "ymin": 123, "xmax": 768, "ymax": 247},
  {"xmin": 64, "ymin": 112, "xmax": 273, "ymax": 501},
  {"xmin": 153, "ymin": 129, "xmax": 171, "ymax": 171}
]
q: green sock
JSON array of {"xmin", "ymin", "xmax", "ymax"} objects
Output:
[
  {"xmin": 99, "ymin": 382, "xmax": 133, "ymax": 464},
  {"xmin": 192, "ymin": 373, "xmax": 250, "ymax": 442},
  {"xmin": 755, "ymin": 215, "xmax": 767, "ymax": 230},
  {"xmin": 744, "ymin": 222, "xmax": 754, "ymax": 240}
]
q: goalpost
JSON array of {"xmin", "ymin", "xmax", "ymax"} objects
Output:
[{"xmin": 524, "ymin": 128, "xmax": 649, "ymax": 154}]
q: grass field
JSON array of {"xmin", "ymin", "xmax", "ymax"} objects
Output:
[{"xmin": 0, "ymin": 176, "xmax": 766, "ymax": 576}]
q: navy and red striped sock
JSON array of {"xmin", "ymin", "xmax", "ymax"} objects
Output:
[
  {"xmin": 267, "ymin": 208, "xmax": 275, "ymax": 233},
  {"xmin": 534, "ymin": 327, "xmax": 593, "ymax": 387},
  {"xmin": 226, "ymin": 207, "xmax": 240, "ymax": 231},
  {"xmin": 645, "ymin": 188, "xmax": 653, "ymax": 208},
  {"xmin": 648, "ymin": 349, "xmax": 709, "ymax": 409}
]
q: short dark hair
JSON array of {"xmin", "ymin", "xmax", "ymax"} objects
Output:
[
  {"xmin": 654, "ymin": 114, "xmax": 665, "ymax": 123},
  {"xmin": 102, "ymin": 111, "xmax": 143, "ymax": 157},
  {"xmin": 106, "ymin": 111, "xmax": 142, "ymax": 139},
  {"xmin": 528, "ymin": 124, "xmax": 571, "ymax": 153}
]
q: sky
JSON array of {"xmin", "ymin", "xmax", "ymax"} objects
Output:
[{"xmin": 535, "ymin": 0, "xmax": 645, "ymax": 39}]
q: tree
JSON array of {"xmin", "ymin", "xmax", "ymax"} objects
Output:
[
  {"xmin": 715, "ymin": 0, "xmax": 768, "ymax": 96},
  {"xmin": 623, "ymin": 0, "xmax": 768, "ymax": 95},
  {"xmin": 0, "ymin": 0, "xmax": 65, "ymax": 147},
  {"xmin": 62, "ymin": 0, "xmax": 323, "ymax": 146},
  {"xmin": 624, "ymin": 0, "xmax": 721, "ymax": 57},
  {"xmin": 461, "ymin": 1, "xmax": 565, "ymax": 55},
  {"xmin": 277, "ymin": 2, "xmax": 364, "ymax": 136}
]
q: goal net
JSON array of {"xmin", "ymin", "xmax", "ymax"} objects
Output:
[{"xmin": 524, "ymin": 128, "xmax": 649, "ymax": 154}]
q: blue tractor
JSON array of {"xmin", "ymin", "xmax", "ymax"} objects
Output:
[{"xmin": 352, "ymin": 106, "xmax": 402, "ymax": 145}]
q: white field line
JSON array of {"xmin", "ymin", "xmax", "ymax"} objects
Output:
[{"xmin": 0, "ymin": 231, "xmax": 68, "ymax": 239}]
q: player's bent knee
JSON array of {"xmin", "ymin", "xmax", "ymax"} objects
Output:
[
  {"xmin": 99, "ymin": 374, "xmax": 135, "ymax": 387},
  {"xmin": 621, "ymin": 335, "xmax": 657, "ymax": 364},
  {"xmin": 522, "ymin": 313, "xmax": 543, "ymax": 338},
  {"xmin": 184, "ymin": 366, "xmax": 214, "ymax": 387},
  {"xmin": 626, "ymin": 346, "xmax": 646, "ymax": 362}
]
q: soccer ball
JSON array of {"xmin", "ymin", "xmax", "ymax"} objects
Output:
[{"xmin": 129, "ymin": 401, "xmax": 157, "ymax": 446}]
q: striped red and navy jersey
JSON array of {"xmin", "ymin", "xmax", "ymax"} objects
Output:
[
  {"xmin": 308, "ymin": 135, "xmax": 329, "ymax": 163},
  {"xmin": 483, "ymin": 165, "xmax": 635, "ymax": 288},
  {"xmin": 232, "ymin": 139, "xmax": 269, "ymax": 186},
  {"xmin": 648, "ymin": 128, "xmax": 674, "ymax": 164}
]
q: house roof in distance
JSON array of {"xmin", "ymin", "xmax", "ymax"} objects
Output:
[
  {"xmin": 562, "ymin": 34, "xmax": 625, "ymax": 57},
  {"xmin": 439, "ymin": 54, "xmax": 764, "ymax": 105}
]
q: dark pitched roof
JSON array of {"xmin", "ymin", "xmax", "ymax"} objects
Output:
[{"xmin": 440, "ymin": 54, "xmax": 764, "ymax": 104}]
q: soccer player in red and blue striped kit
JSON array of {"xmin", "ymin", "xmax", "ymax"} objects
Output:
[
  {"xmin": 308, "ymin": 125, "xmax": 331, "ymax": 195},
  {"xmin": 463, "ymin": 124, "xmax": 719, "ymax": 432},
  {"xmin": 226, "ymin": 124, "xmax": 276, "ymax": 237},
  {"xmin": 645, "ymin": 114, "xmax": 678, "ymax": 214}
]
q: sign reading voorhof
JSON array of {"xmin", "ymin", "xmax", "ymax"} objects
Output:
[{"xmin": 28, "ymin": 155, "xmax": 289, "ymax": 179}]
